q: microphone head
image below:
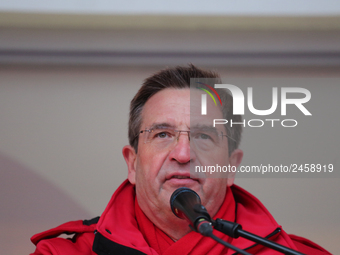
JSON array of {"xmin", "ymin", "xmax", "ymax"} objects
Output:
[{"xmin": 170, "ymin": 187, "xmax": 201, "ymax": 219}]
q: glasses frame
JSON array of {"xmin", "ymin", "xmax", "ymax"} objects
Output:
[{"xmin": 135, "ymin": 127, "xmax": 231, "ymax": 151}]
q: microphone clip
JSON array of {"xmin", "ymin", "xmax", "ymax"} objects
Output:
[
  {"xmin": 191, "ymin": 204, "xmax": 214, "ymax": 236},
  {"xmin": 193, "ymin": 204, "xmax": 212, "ymax": 221}
]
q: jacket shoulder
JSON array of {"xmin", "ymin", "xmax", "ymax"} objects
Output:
[
  {"xmin": 30, "ymin": 217, "xmax": 99, "ymax": 255},
  {"xmin": 289, "ymin": 234, "xmax": 332, "ymax": 255}
]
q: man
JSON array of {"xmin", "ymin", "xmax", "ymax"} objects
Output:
[{"xmin": 30, "ymin": 65, "xmax": 330, "ymax": 254}]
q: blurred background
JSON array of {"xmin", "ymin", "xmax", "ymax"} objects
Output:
[{"xmin": 0, "ymin": 1, "xmax": 340, "ymax": 254}]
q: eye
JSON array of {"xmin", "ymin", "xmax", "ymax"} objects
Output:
[
  {"xmin": 156, "ymin": 132, "xmax": 168, "ymax": 139},
  {"xmin": 193, "ymin": 132, "xmax": 212, "ymax": 140},
  {"xmin": 199, "ymin": 133, "xmax": 211, "ymax": 139},
  {"xmin": 152, "ymin": 129, "xmax": 174, "ymax": 139}
]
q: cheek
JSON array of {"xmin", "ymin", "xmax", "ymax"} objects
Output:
[
  {"xmin": 136, "ymin": 149, "xmax": 168, "ymax": 181},
  {"xmin": 201, "ymin": 179, "xmax": 228, "ymax": 204},
  {"xmin": 197, "ymin": 150, "xmax": 230, "ymax": 168}
]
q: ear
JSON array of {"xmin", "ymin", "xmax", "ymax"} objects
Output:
[
  {"xmin": 226, "ymin": 149, "xmax": 243, "ymax": 187},
  {"xmin": 122, "ymin": 145, "xmax": 137, "ymax": 185}
]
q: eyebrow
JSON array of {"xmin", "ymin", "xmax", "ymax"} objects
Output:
[
  {"xmin": 149, "ymin": 123, "xmax": 219, "ymax": 132},
  {"xmin": 191, "ymin": 124, "xmax": 218, "ymax": 135},
  {"xmin": 190, "ymin": 123, "xmax": 237, "ymax": 143},
  {"xmin": 149, "ymin": 123, "xmax": 177, "ymax": 130},
  {"xmin": 191, "ymin": 124, "xmax": 237, "ymax": 142},
  {"xmin": 148, "ymin": 123, "xmax": 227, "ymax": 137}
]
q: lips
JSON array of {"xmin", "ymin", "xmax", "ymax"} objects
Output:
[
  {"xmin": 165, "ymin": 173, "xmax": 199, "ymax": 182},
  {"xmin": 171, "ymin": 175, "xmax": 190, "ymax": 179}
]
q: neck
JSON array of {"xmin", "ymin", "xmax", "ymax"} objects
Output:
[
  {"xmin": 136, "ymin": 198, "xmax": 193, "ymax": 241},
  {"xmin": 155, "ymin": 215, "xmax": 192, "ymax": 241}
]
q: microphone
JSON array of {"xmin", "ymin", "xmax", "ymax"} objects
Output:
[
  {"xmin": 170, "ymin": 187, "xmax": 213, "ymax": 236},
  {"xmin": 170, "ymin": 188, "xmax": 298, "ymax": 255},
  {"xmin": 170, "ymin": 188, "xmax": 252, "ymax": 255}
]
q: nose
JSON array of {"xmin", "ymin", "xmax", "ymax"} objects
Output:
[{"xmin": 169, "ymin": 132, "xmax": 192, "ymax": 164}]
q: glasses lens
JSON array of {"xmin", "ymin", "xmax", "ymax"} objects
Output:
[
  {"xmin": 141, "ymin": 127, "xmax": 227, "ymax": 151},
  {"xmin": 191, "ymin": 129, "xmax": 227, "ymax": 151},
  {"xmin": 145, "ymin": 128, "xmax": 177, "ymax": 148}
]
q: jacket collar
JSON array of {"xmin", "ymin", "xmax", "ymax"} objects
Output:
[{"xmin": 94, "ymin": 180, "xmax": 286, "ymax": 254}]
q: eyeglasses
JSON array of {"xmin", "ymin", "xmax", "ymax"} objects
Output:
[{"xmin": 137, "ymin": 126, "xmax": 229, "ymax": 151}]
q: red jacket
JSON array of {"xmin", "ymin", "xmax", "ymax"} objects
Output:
[{"xmin": 30, "ymin": 180, "xmax": 331, "ymax": 254}]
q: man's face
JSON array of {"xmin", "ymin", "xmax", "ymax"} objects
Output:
[{"xmin": 123, "ymin": 88, "xmax": 242, "ymax": 232}]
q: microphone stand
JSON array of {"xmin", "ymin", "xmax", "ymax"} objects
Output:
[
  {"xmin": 192, "ymin": 205, "xmax": 252, "ymax": 255},
  {"xmin": 212, "ymin": 219, "xmax": 305, "ymax": 255},
  {"xmin": 194, "ymin": 206, "xmax": 305, "ymax": 255}
]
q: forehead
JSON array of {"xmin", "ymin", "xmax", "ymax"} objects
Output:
[
  {"xmin": 141, "ymin": 88, "xmax": 224, "ymax": 128},
  {"xmin": 141, "ymin": 88, "xmax": 190, "ymax": 128}
]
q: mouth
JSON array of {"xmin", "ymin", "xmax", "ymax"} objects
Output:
[
  {"xmin": 171, "ymin": 175, "xmax": 191, "ymax": 179},
  {"xmin": 165, "ymin": 173, "xmax": 200, "ymax": 183}
]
